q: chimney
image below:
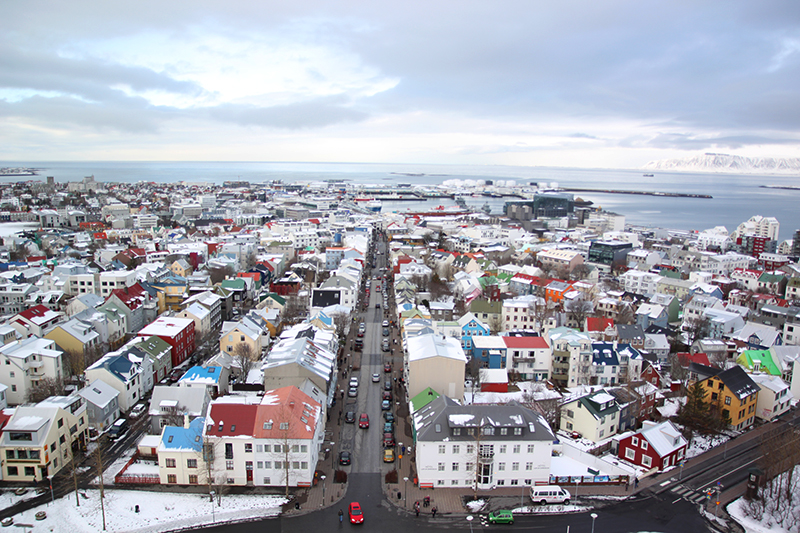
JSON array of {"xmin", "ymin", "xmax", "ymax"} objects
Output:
[{"xmin": 183, "ymin": 414, "xmax": 190, "ymax": 429}]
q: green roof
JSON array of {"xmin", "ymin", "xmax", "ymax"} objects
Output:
[
  {"xmin": 736, "ymin": 349, "xmax": 781, "ymax": 376},
  {"xmin": 221, "ymin": 278, "xmax": 246, "ymax": 290},
  {"xmin": 470, "ymin": 299, "xmax": 502, "ymax": 314},
  {"xmin": 410, "ymin": 388, "xmax": 441, "ymax": 413}
]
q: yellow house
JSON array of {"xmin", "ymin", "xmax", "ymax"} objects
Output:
[
  {"xmin": 220, "ymin": 322, "xmax": 262, "ymax": 358},
  {"xmin": 44, "ymin": 317, "xmax": 102, "ymax": 359},
  {"xmin": 152, "ymin": 278, "xmax": 189, "ymax": 313},
  {"xmin": 170, "ymin": 259, "xmax": 193, "ymax": 278},
  {"xmin": 699, "ymin": 366, "xmax": 759, "ymax": 431}
]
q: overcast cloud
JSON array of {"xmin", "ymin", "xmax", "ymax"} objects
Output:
[{"xmin": 2, "ymin": 0, "xmax": 800, "ymax": 167}]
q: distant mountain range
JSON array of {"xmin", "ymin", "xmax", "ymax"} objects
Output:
[{"xmin": 643, "ymin": 153, "xmax": 800, "ymax": 174}]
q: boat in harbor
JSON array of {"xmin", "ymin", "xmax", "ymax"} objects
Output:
[{"xmin": 366, "ymin": 200, "xmax": 382, "ymax": 212}]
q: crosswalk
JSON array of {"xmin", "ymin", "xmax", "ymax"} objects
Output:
[{"xmin": 669, "ymin": 484, "xmax": 709, "ymax": 504}]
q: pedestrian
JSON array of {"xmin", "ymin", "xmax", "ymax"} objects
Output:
[
  {"xmin": 635, "ymin": 476, "xmax": 639, "ymax": 488},
  {"xmin": 415, "ymin": 507, "xmax": 419, "ymax": 517},
  {"xmin": 432, "ymin": 506, "xmax": 437, "ymax": 518}
]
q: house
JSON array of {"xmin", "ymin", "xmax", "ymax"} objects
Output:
[
  {"xmin": 560, "ymin": 391, "xmax": 620, "ymax": 442},
  {"xmin": 406, "ymin": 333, "xmax": 467, "ymax": 400},
  {"xmin": 137, "ymin": 316, "xmax": 196, "ymax": 368},
  {"xmin": 479, "ymin": 368, "xmax": 508, "ymax": 393},
  {"xmin": 591, "ymin": 343, "xmax": 622, "ymax": 386},
  {"xmin": 157, "ymin": 416, "xmax": 205, "ymax": 485},
  {"xmin": 616, "ymin": 324, "xmax": 645, "ymax": 351},
  {"xmin": 456, "ymin": 312, "xmax": 490, "ymax": 350},
  {"xmin": 261, "ymin": 337, "xmax": 336, "ymax": 405},
  {"xmin": 101, "ymin": 282, "xmax": 158, "ymax": 334},
  {"xmin": 170, "ymin": 259, "xmax": 193, "ymax": 278},
  {"xmin": 10, "ymin": 305, "xmax": 64, "ymax": 338},
  {"xmin": 412, "ymin": 396, "xmax": 554, "ymax": 489},
  {"xmin": 44, "ymin": 316, "xmax": 102, "ymax": 361},
  {"xmin": 697, "ymin": 366, "xmax": 760, "ymax": 431},
  {"xmin": 201, "ymin": 386, "xmax": 324, "ymax": 487},
  {"xmin": 220, "ymin": 321, "xmax": 263, "ymax": 358},
  {"xmin": 616, "ymin": 421, "xmax": 688, "ymax": 472},
  {"xmin": 178, "ymin": 366, "xmax": 229, "ymax": 397},
  {"xmin": 148, "ymin": 385, "xmax": 211, "ymax": 433},
  {"xmin": 84, "ymin": 349, "xmax": 145, "ymax": 412},
  {"xmin": 471, "ymin": 336, "xmax": 508, "ymax": 369},
  {"xmin": 77, "ymin": 379, "xmax": 121, "ymax": 431},
  {"xmin": 635, "ymin": 303, "xmax": 668, "ymax": 330},
  {"xmin": 750, "ymin": 374, "xmax": 792, "ymax": 422},
  {"xmin": 503, "ymin": 335, "xmax": 551, "ymax": 381},
  {"xmin": 0, "ymin": 337, "xmax": 66, "ymax": 406},
  {"xmin": 0, "ymin": 394, "xmax": 89, "ymax": 482},
  {"xmin": 547, "ymin": 327, "xmax": 593, "ymax": 388},
  {"xmin": 178, "ymin": 302, "xmax": 212, "ymax": 341}
]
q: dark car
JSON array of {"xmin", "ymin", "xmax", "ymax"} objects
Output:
[
  {"xmin": 383, "ymin": 411, "xmax": 395, "ymax": 423},
  {"xmin": 384, "ymin": 380, "xmax": 392, "ymax": 391},
  {"xmin": 383, "ymin": 327, "xmax": 389, "ymax": 336},
  {"xmin": 339, "ymin": 451, "xmax": 351, "ymax": 465},
  {"xmin": 168, "ymin": 369, "xmax": 183, "ymax": 383},
  {"xmin": 345, "ymin": 411, "xmax": 356, "ymax": 423},
  {"xmin": 383, "ymin": 422, "xmax": 393, "ymax": 433},
  {"xmin": 382, "ymin": 432, "xmax": 395, "ymax": 447}
]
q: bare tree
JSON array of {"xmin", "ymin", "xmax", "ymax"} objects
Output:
[
  {"xmin": 746, "ymin": 427, "xmax": 800, "ymax": 528},
  {"xmin": 331, "ymin": 312, "xmax": 350, "ymax": 346},
  {"xmin": 26, "ymin": 377, "xmax": 67, "ymax": 403},
  {"xmin": 616, "ymin": 303, "xmax": 635, "ymax": 326},
  {"xmin": 233, "ymin": 343, "xmax": 256, "ymax": 382},
  {"xmin": 92, "ymin": 436, "xmax": 108, "ymax": 530},
  {"xmin": 487, "ymin": 314, "xmax": 504, "ymax": 335},
  {"xmin": 428, "ymin": 274, "xmax": 451, "ymax": 301},
  {"xmin": 281, "ymin": 293, "xmax": 305, "ymax": 324},
  {"xmin": 566, "ymin": 296, "xmax": 593, "ymax": 331},
  {"xmin": 684, "ymin": 317, "xmax": 710, "ymax": 347}
]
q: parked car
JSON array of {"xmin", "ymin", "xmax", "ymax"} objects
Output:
[
  {"xmin": 350, "ymin": 376, "xmax": 359, "ymax": 388},
  {"xmin": 376, "ymin": 303, "xmax": 381, "ymax": 308},
  {"xmin": 383, "ymin": 422, "xmax": 393, "ymax": 433},
  {"xmin": 383, "ymin": 448, "xmax": 395, "ymax": 463},
  {"xmin": 345, "ymin": 411, "xmax": 356, "ymax": 423},
  {"xmin": 168, "ymin": 369, "xmax": 183, "ymax": 383},
  {"xmin": 383, "ymin": 327, "xmax": 389, "ymax": 336},
  {"xmin": 348, "ymin": 387, "xmax": 358, "ymax": 398},
  {"xmin": 339, "ymin": 451, "xmax": 351, "ymax": 465},
  {"xmin": 384, "ymin": 380, "xmax": 392, "ymax": 391},
  {"xmin": 382, "ymin": 391, "xmax": 392, "ymax": 402},
  {"xmin": 108, "ymin": 418, "xmax": 129, "ymax": 440},
  {"xmin": 530, "ymin": 486, "xmax": 571, "ymax": 505},
  {"xmin": 382, "ymin": 432, "xmax": 395, "ymax": 447},
  {"xmin": 383, "ymin": 411, "xmax": 395, "ymax": 423},
  {"xmin": 382, "ymin": 320, "xmax": 389, "ymax": 327},
  {"xmin": 349, "ymin": 502, "xmax": 364, "ymax": 524},
  {"xmin": 129, "ymin": 403, "xmax": 147, "ymax": 418},
  {"xmin": 359, "ymin": 414, "xmax": 369, "ymax": 428},
  {"xmin": 381, "ymin": 399, "xmax": 391, "ymax": 410},
  {"xmin": 384, "ymin": 363, "xmax": 392, "ymax": 373},
  {"xmin": 488, "ymin": 510, "xmax": 514, "ymax": 524}
]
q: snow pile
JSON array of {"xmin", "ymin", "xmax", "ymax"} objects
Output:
[
  {"xmin": 685, "ymin": 431, "xmax": 730, "ymax": 459},
  {"xmin": 466, "ymin": 499, "xmax": 486, "ymax": 512},
  {"xmin": 6, "ymin": 489, "xmax": 286, "ymax": 533}
]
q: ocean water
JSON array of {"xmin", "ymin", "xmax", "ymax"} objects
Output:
[{"xmin": 1, "ymin": 161, "xmax": 798, "ymax": 241}]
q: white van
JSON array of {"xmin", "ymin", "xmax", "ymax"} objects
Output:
[{"xmin": 530, "ymin": 485, "xmax": 571, "ymax": 505}]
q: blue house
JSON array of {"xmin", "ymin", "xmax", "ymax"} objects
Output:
[
  {"xmin": 178, "ymin": 365, "xmax": 229, "ymax": 396},
  {"xmin": 458, "ymin": 312, "xmax": 490, "ymax": 350},
  {"xmin": 471, "ymin": 336, "xmax": 508, "ymax": 368}
]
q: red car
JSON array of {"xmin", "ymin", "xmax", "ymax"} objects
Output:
[
  {"xmin": 383, "ymin": 432, "xmax": 395, "ymax": 447},
  {"xmin": 384, "ymin": 363, "xmax": 392, "ymax": 373},
  {"xmin": 349, "ymin": 502, "xmax": 364, "ymax": 524},
  {"xmin": 358, "ymin": 413, "xmax": 369, "ymax": 428}
]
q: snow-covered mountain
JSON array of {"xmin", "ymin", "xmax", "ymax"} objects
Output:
[{"xmin": 643, "ymin": 153, "xmax": 800, "ymax": 174}]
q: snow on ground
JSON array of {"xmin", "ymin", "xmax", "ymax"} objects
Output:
[
  {"xmin": 550, "ymin": 455, "xmax": 617, "ymax": 478},
  {"xmin": 470, "ymin": 381, "xmax": 561, "ymax": 405},
  {"xmin": 466, "ymin": 499, "xmax": 486, "ymax": 512},
  {"xmin": 8, "ymin": 489, "xmax": 286, "ymax": 533},
  {"xmin": 0, "ymin": 222, "xmax": 38, "ymax": 239},
  {"xmin": 657, "ymin": 397, "xmax": 682, "ymax": 418},
  {"xmin": 685, "ymin": 431, "xmax": 731, "ymax": 459},
  {"xmin": 727, "ymin": 466, "xmax": 800, "ymax": 533},
  {"xmin": 100, "ymin": 448, "xmax": 136, "ymax": 485}
]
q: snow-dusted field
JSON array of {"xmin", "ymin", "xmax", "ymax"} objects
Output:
[
  {"xmin": 0, "ymin": 222, "xmax": 38, "ymax": 239},
  {"xmin": 4, "ymin": 489, "xmax": 286, "ymax": 533}
]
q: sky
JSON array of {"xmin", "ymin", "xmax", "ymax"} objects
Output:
[{"xmin": 2, "ymin": 1, "xmax": 800, "ymax": 168}]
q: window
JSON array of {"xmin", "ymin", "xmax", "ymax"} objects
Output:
[
  {"xmin": 599, "ymin": 430, "xmax": 604, "ymax": 438},
  {"xmin": 245, "ymin": 444, "xmax": 253, "ymax": 453},
  {"xmin": 452, "ymin": 463, "xmax": 459, "ymax": 471},
  {"xmin": 566, "ymin": 409, "xmax": 575, "ymax": 418},
  {"xmin": 500, "ymin": 428, "xmax": 508, "ymax": 435},
  {"xmin": 497, "ymin": 480, "xmax": 505, "ymax": 486},
  {"xmin": 498, "ymin": 462, "xmax": 505, "ymax": 471},
  {"xmin": 527, "ymin": 444, "xmax": 535, "ymax": 453},
  {"xmin": 274, "ymin": 445, "xmax": 281, "ymax": 453},
  {"xmin": 165, "ymin": 458, "xmax": 176, "ymax": 468},
  {"xmin": 439, "ymin": 445, "xmax": 446, "ymax": 454},
  {"xmin": 512, "ymin": 462, "xmax": 519, "ymax": 471},
  {"xmin": 525, "ymin": 462, "xmax": 533, "ymax": 471},
  {"xmin": 263, "ymin": 477, "xmax": 271, "ymax": 484},
  {"xmin": 437, "ymin": 480, "xmax": 445, "ymax": 486},
  {"xmin": 257, "ymin": 461, "xmax": 263, "ymax": 469},
  {"xmin": 514, "ymin": 427, "xmax": 522, "ymax": 435},
  {"xmin": 724, "ymin": 397, "xmax": 731, "ymax": 405},
  {"xmin": 467, "ymin": 445, "xmax": 474, "ymax": 454},
  {"xmin": 631, "ymin": 436, "xmax": 639, "ymax": 446},
  {"xmin": 187, "ymin": 459, "xmax": 197, "ymax": 469},
  {"xmin": 300, "ymin": 445, "xmax": 308, "ymax": 453},
  {"xmin": 451, "ymin": 480, "xmax": 459, "ymax": 485},
  {"xmin": 226, "ymin": 460, "xmax": 234, "ymax": 470},
  {"xmin": 280, "ymin": 422, "xmax": 289, "ymax": 430},
  {"xmin": 453, "ymin": 428, "xmax": 461, "ymax": 436},
  {"xmin": 167, "ymin": 474, "xmax": 177, "ymax": 484},
  {"xmin": 7, "ymin": 466, "xmax": 18, "ymax": 476},
  {"xmin": 452, "ymin": 445, "xmax": 460, "ymax": 454},
  {"xmin": 499, "ymin": 445, "xmax": 507, "ymax": 454},
  {"xmin": 641, "ymin": 441, "xmax": 648, "ymax": 451},
  {"xmin": 264, "ymin": 461, "xmax": 272, "ymax": 469},
  {"xmin": 264, "ymin": 445, "xmax": 271, "ymax": 452},
  {"xmin": 625, "ymin": 448, "xmax": 635, "ymax": 460},
  {"xmin": 513, "ymin": 445, "xmax": 520, "ymax": 454},
  {"xmin": 641, "ymin": 455, "xmax": 652, "ymax": 468},
  {"xmin": 438, "ymin": 463, "xmax": 445, "ymax": 471},
  {"xmin": 189, "ymin": 475, "xmax": 198, "ymax": 484}
]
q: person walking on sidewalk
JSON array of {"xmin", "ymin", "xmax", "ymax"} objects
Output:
[
  {"xmin": 338, "ymin": 509, "xmax": 344, "ymax": 523},
  {"xmin": 431, "ymin": 506, "xmax": 437, "ymax": 518}
]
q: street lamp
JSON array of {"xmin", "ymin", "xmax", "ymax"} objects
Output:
[
  {"xmin": 466, "ymin": 515, "xmax": 474, "ymax": 533},
  {"xmin": 590, "ymin": 512, "xmax": 598, "ymax": 533},
  {"xmin": 48, "ymin": 475, "xmax": 54, "ymax": 504},
  {"xmin": 209, "ymin": 491, "xmax": 216, "ymax": 523},
  {"xmin": 321, "ymin": 475, "xmax": 326, "ymax": 506},
  {"xmin": 331, "ymin": 442, "xmax": 336, "ymax": 469},
  {"xmin": 404, "ymin": 477, "xmax": 409, "ymax": 508},
  {"xmin": 398, "ymin": 442, "xmax": 403, "ymax": 470}
]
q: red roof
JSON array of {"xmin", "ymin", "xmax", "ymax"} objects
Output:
[
  {"xmin": 206, "ymin": 402, "xmax": 259, "ymax": 437},
  {"xmin": 677, "ymin": 352, "xmax": 711, "ymax": 367},
  {"xmin": 502, "ymin": 336, "xmax": 549, "ymax": 349},
  {"xmin": 586, "ymin": 317, "xmax": 615, "ymax": 332},
  {"xmin": 17, "ymin": 305, "xmax": 54, "ymax": 321},
  {"xmin": 108, "ymin": 282, "xmax": 148, "ymax": 310}
]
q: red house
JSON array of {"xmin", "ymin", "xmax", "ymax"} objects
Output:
[
  {"xmin": 640, "ymin": 361, "xmax": 664, "ymax": 388},
  {"xmin": 137, "ymin": 316, "xmax": 195, "ymax": 367},
  {"xmin": 617, "ymin": 421, "xmax": 688, "ymax": 472},
  {"xmin": 479, "ymin": 368, "xmax": 509, "ymax": 393}
]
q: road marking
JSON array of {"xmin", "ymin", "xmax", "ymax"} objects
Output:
[
  {"xmin": 671, "ymin": 497, "xmax": 682, "ymax": 504},
  {"xmin": 698, "ymin": 458, "xmax": 758, "ymax": 491},
  {"xmin": 672, "ymin": 486, "xmax": 688, "ymax": 495},
  {"xmin": 660, "ymin": 480, "xmax": 673, "ymax": 487}
]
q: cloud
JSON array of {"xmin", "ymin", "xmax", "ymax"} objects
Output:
[{"xmin": 206, "ymin": 97, "xmax": 368, "ymax": 129}]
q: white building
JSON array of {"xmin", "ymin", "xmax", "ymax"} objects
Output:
[
  {"xmin": 0, "ymin": 337, "xmax": 65, "ymax": 406},
  {"xmin": 413, "ymin": 396, "xmax": 554, "ymax": 489},
  {"xmin": 750, "ymin": 374, "xmax": 793, "ymax": 422}
]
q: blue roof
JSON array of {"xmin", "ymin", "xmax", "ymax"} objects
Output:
[
  {"xmin": 591, "ymin": 342, "xmax": 621, "ymax": 366},
  {"xmin": 178, "ymin": 365, "xmax": 222, "ymax": 385},
  {"xmin": 161, "ymin": 417, "xmax": 205, "ymax": 452}
]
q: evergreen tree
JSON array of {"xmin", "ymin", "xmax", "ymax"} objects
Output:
[{"xmin": 678, "ymin": 381, "xmax": 709, "ymax": 429}]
